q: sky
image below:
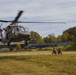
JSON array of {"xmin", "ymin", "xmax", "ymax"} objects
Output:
[{"xmin": 0, "ymin": 0, "xmax": 76, "ymax": 37}]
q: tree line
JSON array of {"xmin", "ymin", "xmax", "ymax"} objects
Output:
[{"xmin": 29, "ymin": 26, "xmax": 76, "ymax": 49}]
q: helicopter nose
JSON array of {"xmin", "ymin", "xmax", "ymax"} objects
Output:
[{"xmin": 19, "ymin": 32, "xmax": 30, "ymax": 40}]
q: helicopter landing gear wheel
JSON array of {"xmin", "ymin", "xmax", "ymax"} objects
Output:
[
  {"xmin": 24, "ymin": 41, "xmax": 28, "ymax": 49},
  {"xmin": 7, "ymin": 40, "xmax": 12, "ymax": 51}
]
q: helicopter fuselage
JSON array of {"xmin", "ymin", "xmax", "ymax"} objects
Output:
[{"xmin": 1, "ymin": 25, "xmax": 30, "ymax": 44}]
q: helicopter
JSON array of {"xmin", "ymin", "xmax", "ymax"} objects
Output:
[
  {"xmin": 0, "ymin": 11, "xmax": 65, "ymax": 48},
  {"xmin": 0, "ymin": 11, "xmax": 31, "ymax": 47}
]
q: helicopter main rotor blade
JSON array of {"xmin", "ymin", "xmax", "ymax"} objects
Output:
[
  {"xmin": 0, "ymin": 20, "xmax": 12, "ymax": 23},
  {"xmin": 11, "ymin": 11, "xmax": 23, "ymax": 25},
  {"xmin": 0, "ymin": 20, "xmax": 66, "ymax": 24},
  {"xmin": 17, "ymin": 21, "xmax": 66, "ymax": 24},
  {"xmin": 0, "ymin": 10, "xmax": 66, "ymax": 24}
]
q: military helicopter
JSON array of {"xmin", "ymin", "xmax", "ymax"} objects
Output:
[
  {"xmin": 0, "ymin": 11, "xmax": 31, "ymax": 47},
  {"xmin": 0, "ymin": 11, "xmax": 65, "ymax": 47}
]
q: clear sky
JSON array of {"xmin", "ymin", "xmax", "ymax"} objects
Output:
[{"xmin": 0, "ymin": 0, "xmax": 76, "ymax": 37}]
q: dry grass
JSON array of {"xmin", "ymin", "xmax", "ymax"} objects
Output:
[{"xmin": 0, "ymin": 51, "xmax": 76, "ymax": 75}]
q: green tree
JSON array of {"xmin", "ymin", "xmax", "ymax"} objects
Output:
[
  {"xmin": 62, "ymin": 27, "xmax": 76, "ymax": 49},
  {"xmin": 43, "ymin": 34, "xmax": 57, "ymax": 43},
  {"xmin": 48, "ymin": 34, "xmax": 57, "ymax": 43},
  {"xmin": 37, "ymin": 37, "xmax": 44, "ymax": 44},
  {"xmin": 61, "ymin": 32, "xmax": 70, "ymax": 42},
  {"xmin": 43, "ymin": 37, "xmax": 49, "ymax": 43},
  {"xmin": 63, "ymin": 27, "xmax": 76, "ymax": 42},
  {"xmin": 29, "ymin": 31, "xmax": 44, "ymax": 44},
  {"xmin": 57, "ymin": 35, "xmax": 62, "ymax": 42}
]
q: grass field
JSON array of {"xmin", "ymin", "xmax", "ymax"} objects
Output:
[{"xmin": 0, "ymin": 51, "xmax": 76, "ymax": 75}]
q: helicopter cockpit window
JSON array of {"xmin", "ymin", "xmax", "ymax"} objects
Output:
[
  {"xmin": 16, "ymin": 28, "xmax": 19, "ymax": 31},
  {"xmin": 15, "ymin": 27, "xmax": 20, "ymax": 34},
  {"xmin": 25, "ymin": 28, "xmax": 29, "ymax": 32},
  {"xmin": 13, "ymin": 26, "xmax": 25, "ymax": 34},
  {"xmin": 19, "ymin": 27, "xmax": 25, "ymax": 31},
  {"xmin": 12, "ymin": 28, "xmax": 15, "ymax": 33},
  {"xmin": 11, "ymin": 26, "xmax": 29, "ymax": 34}
]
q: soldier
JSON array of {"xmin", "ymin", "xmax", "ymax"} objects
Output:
[
  {"xmin": 52, "ymin": 47, "xmax": 57, "ymax": 55},
  {"xmin": 57, "ymin": 48, "xmax": 62, "ymax": 55}
]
